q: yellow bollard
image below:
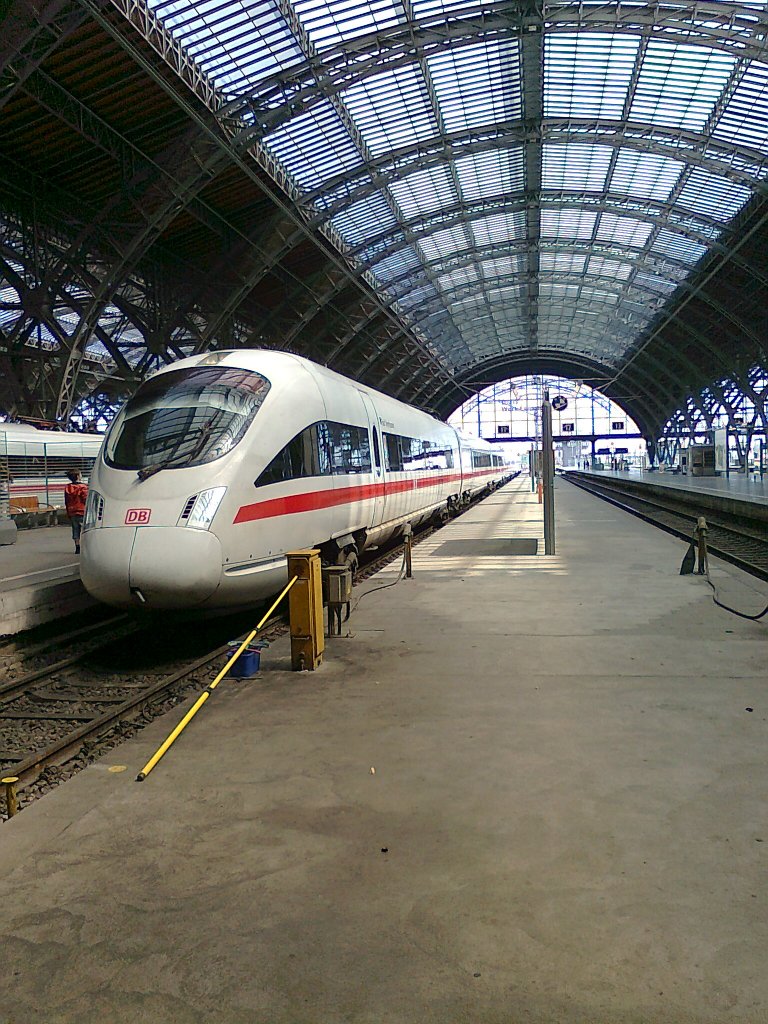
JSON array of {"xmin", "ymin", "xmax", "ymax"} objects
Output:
[
  {"xmin": 286, "ymin": 550, "xmax": 324, "ymax": 670},
  {"xmin": 2, "ymin": 776, "xmax": 19, "ymax": 818}
]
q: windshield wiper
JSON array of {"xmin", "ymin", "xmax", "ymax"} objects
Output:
[{"xmin": 137, "ymin": 422, "xmax": 214, "ymax": 481}]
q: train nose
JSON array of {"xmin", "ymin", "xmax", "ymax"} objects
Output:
[{"xmin": 81, "ymin": 527, "xmax": 223, "ymax": 608}]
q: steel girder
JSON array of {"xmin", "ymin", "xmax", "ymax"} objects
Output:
[
  {"xmin": 81, "ymin": 0, "xmax": 462, "ymax": 402},
  {"xmin": 347, "ymin": 194, "xmax": 747, "ymax": 273},
  {"xmin": 305, "ymin": 124, "xmax": 766, "ymax": 228},
  {"xmin": 422, "ymin": 349, "xmax": 667, "ymax": 438},
  {"xmin": 0, "ymin": 0, "xmax": 90, "ymax": 112},
  {"xmin": 221, "ymin": 2, "xmax": 768, "ymax": 139}
]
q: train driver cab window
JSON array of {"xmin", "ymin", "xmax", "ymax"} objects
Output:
[
  {"xmin": 256, "ymin": 426, "xmax": 316, "ymax": 487},
  {"xmin": 105, "ymin": 366, "xmax": 271, "ymax": 471}
]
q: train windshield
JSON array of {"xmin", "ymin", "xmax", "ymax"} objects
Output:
[{"xmin": 104, "ymin": 366, "xmax": 271, "ymax": 473}]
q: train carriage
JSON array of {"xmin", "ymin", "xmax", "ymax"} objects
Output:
[
  {"xmin": 0, "ymin": 422, "xmax": 102, "ymax": 509},
  {"xmin": 80, "ymin": 350, "xmax": 511, "ymax": 610}
]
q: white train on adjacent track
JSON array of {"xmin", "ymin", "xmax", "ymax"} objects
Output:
[
  {"xmin": 0, "ymin": 422, "xmax": 102, "ymax": 507},
  {"xmin": 81, "ymin": 350, "xmax": 513, "ymax": 610}
]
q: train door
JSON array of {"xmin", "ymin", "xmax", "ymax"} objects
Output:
[{"xmin": 359, "ymin": 393, "xmax": 386, "ymax": 529}]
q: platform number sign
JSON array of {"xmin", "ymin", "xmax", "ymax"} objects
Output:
[
  {"xmin": 562, "ymin": 423, "xmax": 575, "ymax": 433},
  {"xmin": 552, "ymin": 395, "xmax": 568, "ymax": 411},
  {"xmin": 497, "ymin": 424, "xmax": 510, "ymax": 434},
  {"xmin": 125, "ymin": 508, "xmax": 151, "ymax": 525},
  {"xmin": 611, "ymin": 421, "xmax": 625, "ymax": 431}
]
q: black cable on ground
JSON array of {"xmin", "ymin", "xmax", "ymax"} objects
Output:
[
  {"xmin": 694, "ymin": 537, "xmax": 768, "ymax": 622},
  {"xmin": 351, "ymin": 547, "xmax": 408, "ymax": 614},
  {"xmin": 703, "ymin": 564, "xmax": 768, "ymax": 622}
]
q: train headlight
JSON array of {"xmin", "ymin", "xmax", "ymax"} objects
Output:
[
  {"xmin": 83, "ymin": 490, "xmax": 104, "ymax": 531},
  {"xmin": 183, "ymin": 487, "xmax": 226, "ymax": 530}
]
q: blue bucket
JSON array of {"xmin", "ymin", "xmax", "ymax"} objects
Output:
[{"xmin": 228, "ymin": 646, "xmax": 261, "ymax": 678}]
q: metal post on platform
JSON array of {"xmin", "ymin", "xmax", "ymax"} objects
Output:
[
  {"xmin": 2, "ymin": 776, "xmax": 19, "ymax": 817},
  {"xmin": 541, "ymin": 395, "xmax": 556, "ymax": 555},
  {"xmin": 404, "ymin": 523, "xmax": 413, "ymax": 579}
]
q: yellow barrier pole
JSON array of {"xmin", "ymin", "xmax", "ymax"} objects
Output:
[{"xmin": 136, "ymin": 576, "xmax": 298, "ymax": 782}]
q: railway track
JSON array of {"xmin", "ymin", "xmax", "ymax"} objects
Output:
[
  {"xmin": 565, "ymin": 473, "xmax": 768, "ymax": 582},
  {"xmin": 1, "ymin": 477, "xmax": 518, "ymax": 817}
]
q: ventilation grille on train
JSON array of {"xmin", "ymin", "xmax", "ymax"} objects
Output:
[
  {"xmin": 180, "ymin": 494, "xmax": 198, "ymax": 520},
  {"xmin": 96, "ymin": 496, "xmax": 104, "ymax": 522}
]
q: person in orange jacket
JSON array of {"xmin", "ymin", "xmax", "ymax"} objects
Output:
[{"xmin": 64, "ymin": 469, "xmax": 88, "ymax": 554}]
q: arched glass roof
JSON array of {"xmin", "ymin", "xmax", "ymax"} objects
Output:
[{"xmin": 143, "ymin": 0, "xmax": 768, "ymax": 380}]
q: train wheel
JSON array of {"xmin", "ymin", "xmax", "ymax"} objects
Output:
[{"xmin": 336, "ymin": 545, "xmax": 359, "ymax": 579}]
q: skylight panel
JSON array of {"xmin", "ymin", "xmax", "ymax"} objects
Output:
[
  {"xmin": 150, "ymin": 0, "xmax": 303, "ymax": 91},
  {"xmin": 540, "ymin": 282, "xmax": 581, "ymax": 301},
  {"xmin": 586, "ymin": 256, "xmax": 633, "ymax": 281},
  {"xmin": 417, "ymin": 224, "xmax": 471, "ymax": 262},
  {"xmin": 676, "ymin": 167, "xmax": 752, "ymax": 221},
  {"xmin": 628, "ymin": 41, "xmax": 735, "ymax": 131},
  {"xmin": 540, "ymin": 251, "xmax": 587, "ymax": 274},
  {"xmin": 540, "ymin": 209, "xmax": 598, "ymax": 240},
  {"xmin": 411, "ymin": 0, "xmax": 484, "ymax": 17},
  {"xmin": 358, "ymin": 230, "xmax": 402, "ymax": 265},
  {"xmin": 369, "ymin": 245, "xmax": 421, "ymax": 284},
  {"xmin": 471, "ymin": 211, "xmax": 526, "ymax": 246},
  {"xmin": 399, "ymin": 283, "xmax": 440, "ymax": 311},
  {"xmin": 544, "ymin": 33, "xmax": 641, "ymax": 118},
  {"xmin": 634, "ymin": 271, "xmax": 678, "ymax": 295},
  {"xmin": 331, "ymin": 192, "xmax": 398, "ymax": 246},
  {"xmin": 595, "ymin": 213, "xmax": 652, "ymax": 247},
  {"xmin": 263, "ymin": 100, "xmax": 362, "ymax": 190},
  {"xmin": 427, "ymin": 39, "xmax": 522, "ymax": 133},
  {"xmin": 488, "ymin": 285, "xmax": 526, "ymax": 304},
  {"xmin": 577, "ymin": 286, "xmax": 620, "ymax": 307},
  {"xmin": 712, "ymin": 62, "xmax": 768, "ymax": 154},
  {"xmin": 292, "ymin": 0, "xmax": 405, "ymax": 51},
  {"xmin": 437, "ymin": 266, "xmax": 480, "ymax": 291},
  {"xmin": 389, "ymin": 165, "xmax": 457, "ymax": 220},
  {"xmin": 455, "ymin": 149, "xmax": 525, "ymax": 202},
  {"xmin": 343, "ymin": 65, "xmax": 439, "ymax": 158},
  {"xmin": 609, "ymin": 151, "xmax": 684, "ymax": 201},
  {"xmin": 542, "ymin": 144, "xmax": 613, "ymax": 192},
  {"xmin": 651, "ymin": 229, "xmax": 708, "ymax": 263},
  {"xmin": 480, "ymin": 254, "xmax": 526, "ymax": 281}
]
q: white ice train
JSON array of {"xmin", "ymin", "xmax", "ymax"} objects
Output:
[{"xmin": 80, "ymin": 350, "xmax": 512, "ymax": 610}]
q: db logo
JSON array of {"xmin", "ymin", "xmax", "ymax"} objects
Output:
[{"xmin": 125, "ymin": 508, "xmax": 151, "ymax": 525}]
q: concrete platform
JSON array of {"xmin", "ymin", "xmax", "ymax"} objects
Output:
[
  {"xmin": 574, "ymin": 467, "xmax": 768, "ymax": 503},
  {"xmin": 0, "ymin": 526, "xmax": 92, "ymax": 635},
  {"xmin": 2, "ymin": 477, "xmax": 768, "ymax": 1023}
]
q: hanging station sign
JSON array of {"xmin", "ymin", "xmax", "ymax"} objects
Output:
[{"xmin": 552, "ymin": 395, "xmax": 568, "ymax": 411}]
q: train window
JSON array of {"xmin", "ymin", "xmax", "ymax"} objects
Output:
[
  {"xmin": 256, "ymin": 426, "xmax": 316, "ymax": 487},
  {"xmin": 401, "ymin": 437, "xmax": 424, "ymax": 469},
  {"xmin": 426, "ymin": 444, "xmax": 454, "ymax": 471},
  {"xmin": 317, "ymin": 422, "xmax": 371, "ymax": 475},
  {"xmin": 105, "ymin": 367, "xmax": 271, "ymax": 472},
  {"xmin": 372, "ymin": 427, "xmax": 381, "ymax": 470},
  {"xmin": 384, "ymin": 433, "xmax": 403, "ymax": 472},
  {"xmin": 472, "ymin": 451, "xmax": 492, "ymax": 469}
]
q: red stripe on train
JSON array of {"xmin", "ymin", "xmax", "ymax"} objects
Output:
[{"xmin": 233, "ymin": 469, "xmax": 503, "ymax": 524}]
